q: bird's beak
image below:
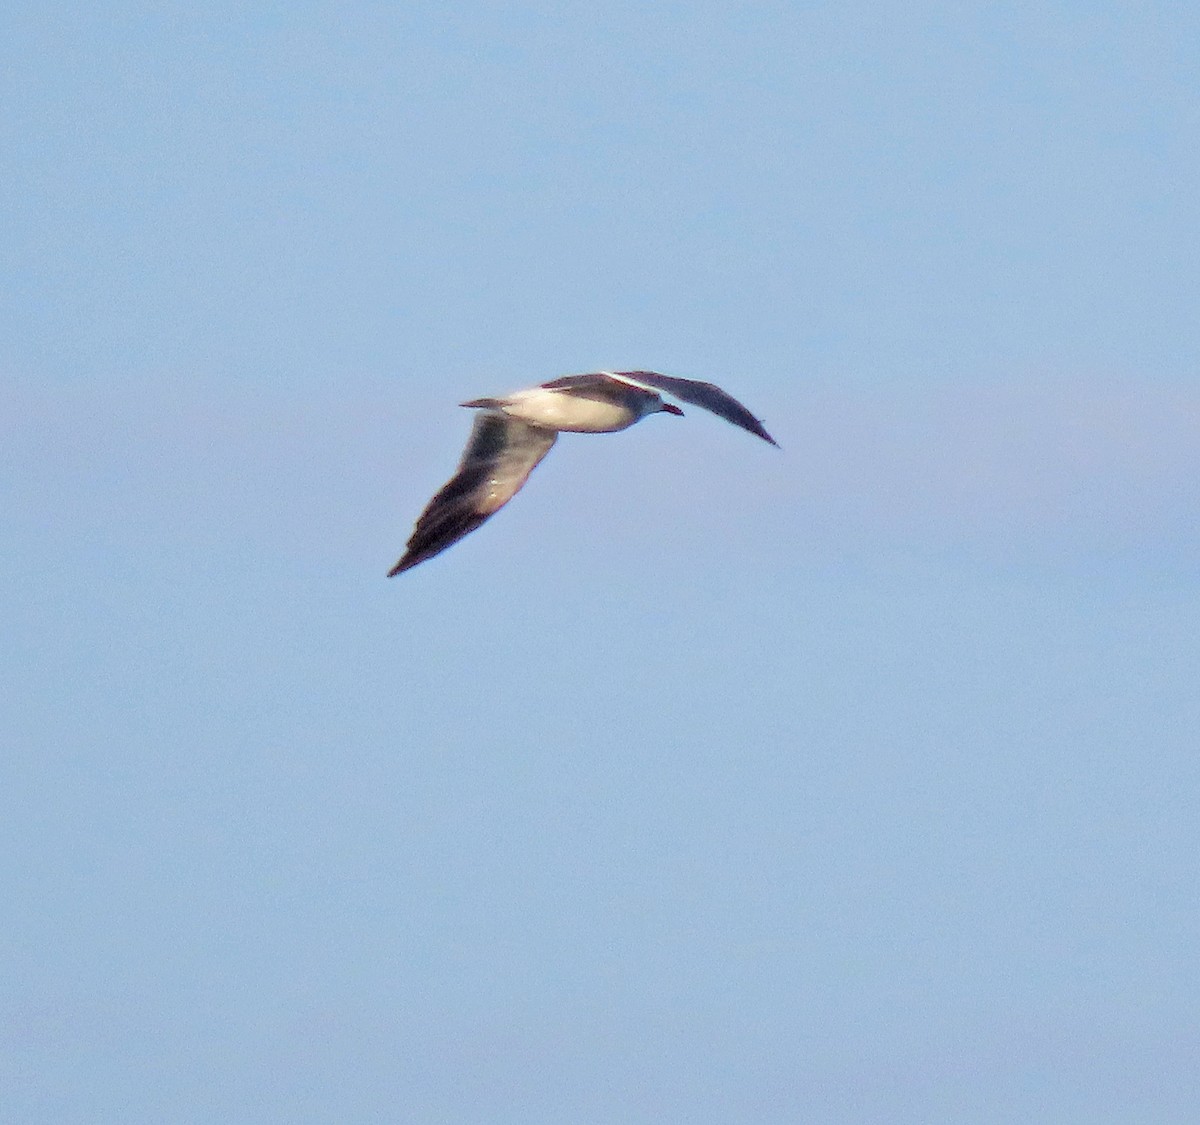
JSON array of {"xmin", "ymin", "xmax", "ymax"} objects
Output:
[{"xmin": 661, "ymin": 403, "xmax": 684, "ymax": 416}]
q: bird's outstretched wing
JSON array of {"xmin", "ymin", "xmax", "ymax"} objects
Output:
[
  {"xmin": 538, "ymin": 372, "xmax": 662, "ymax": 411},
  {"xmin": 389, "ymin": 412, "xmax": 557, "ymax": 575},
  {"xmin": 610, "ymin": 371, "xmax": 778, "ymax": 445}
]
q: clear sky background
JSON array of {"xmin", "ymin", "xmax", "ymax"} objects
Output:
[{"xmin": 3, "ymin": 3, "xmax": 1199, "ymax": 1122}]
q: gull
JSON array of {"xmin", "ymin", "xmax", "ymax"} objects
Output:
[{"xmin": 388, "ymin": 370, "xmax": 777, "ymax": 575}]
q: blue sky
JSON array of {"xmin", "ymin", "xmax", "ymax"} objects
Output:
[{"xmin": 4, "ymin": 3, "xmax": 1199, "ymax": 1121}]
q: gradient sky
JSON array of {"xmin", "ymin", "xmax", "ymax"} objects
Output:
[{"xmin": 4, "ymin": 3, "xmax": 1199, "ymax": 1122}]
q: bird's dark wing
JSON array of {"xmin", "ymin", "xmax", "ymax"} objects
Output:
[
  {"xmin": 613, "ymin": 371, "xmax": 778, "ymax": 445},
  {"xmin": 539, "ymin": 373, "xmax": 609, "ymax": 392},
  {"xmin": 388, "ymin": 413, "xmax": 557, "ymax": 575},
  {"xmin": 538, "ymin": 372, "xmax": 660, "ymax": 410}
]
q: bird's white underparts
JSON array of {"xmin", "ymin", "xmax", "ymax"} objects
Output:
[{"xmin": 388, "ymin": 370, "xmax": 777, "ymax": 576}]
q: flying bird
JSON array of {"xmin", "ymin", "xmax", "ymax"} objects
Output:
[{"xmin": 388, "ymin": 370, "xmax": 777, "ymax": 575}]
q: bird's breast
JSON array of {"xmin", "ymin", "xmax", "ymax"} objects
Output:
[{"xmin": 502, "ymin": 389, "xmax": 640, "ymax": 433}]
